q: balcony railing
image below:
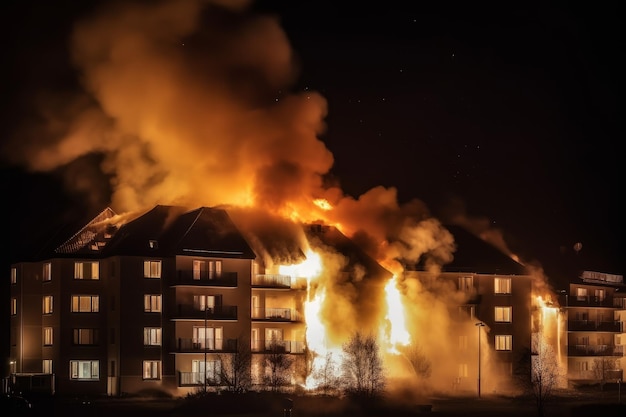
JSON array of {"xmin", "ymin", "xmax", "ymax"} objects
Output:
[
  {"xmin": 172, "ymin": 271, "xmax": 238, "ymax": 287},
  {"xmin": 173, "ymin": 305, "xmax": 238, "ymax": 320},
  {"xmin": 569, "ymin": 369, "xmax": 623, "ymax": 382},
  {"xmin": 172, "ymin": 337, "xmax": 238, "ymax": 353},
  {"xmin": 567, "ymin": 344, "xmax": 622, "ymax": 356},
  {"xmin": 251, "ymin": 339, "xmax": 305, "ymax": 354},
  {"xmin": 178, "ymin": 372, "xmax": 221, "ymax": 387},
  {"xmin": 562, "ymin": 295, "xmax": 615, "ymax": 308},
  {"xmin": 568, "ymin": 320, "xmax": 623, "ymax": 332},
  {"xmin": 252, "ymin": 274, "xmax": 292, "ymax": 288},
  {"xmin": 251, "ymin": 307, "xmax": 302, "ymax": 322}
]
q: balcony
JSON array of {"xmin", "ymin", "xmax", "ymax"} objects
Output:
[
  {"xmin": 172, "ymin": 305, "xmax": 238, "ymax": 320},
  {"xmin": 171, "ymin": 271, "xmax": 238, "ymax": 287},
  {"xmin": 252, "ymin": 274, "xmax": 292, "ymax": 288},
  {"xmin": 251, "ymin": 307, "xmax": 302, "ymax": 322},
  {"xmin": 172, "ymin": 337, "xmax": 238, "ymax": 353},
  {"xmin": 251, "ymin": 339, "xmax": 305, "ymax": 354},
  {"xmin": 569, "ymin": 369, "xmax": 623, "ymax": 382},
  {"xmin": 568, "ymin": 320, "xmax": 623, "ymax": 332},
  {"xmin": 178, "ymin": 372, "xmax": 221, "ymax": 387},
  {"xmin": 567, "ymin": 344, "xmax": 623, "ymax": 356},
  {"xmin": 563, "ymin": 295, "xmax": 615, "ymax": 308}
]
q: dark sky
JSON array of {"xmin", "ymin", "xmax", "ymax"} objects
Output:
[{"xmin": 0, "ymin": 0, "xmax": 622, "ymax": 282}]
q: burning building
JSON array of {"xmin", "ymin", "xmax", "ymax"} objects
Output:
[{"xmin": 7, "ymin": 204, "xmax": 540, "ymax": 397}]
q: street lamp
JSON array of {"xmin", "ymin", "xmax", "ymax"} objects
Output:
[{"xmin": 476, "ymin": 322, "xmax": 486, "ymax": 398}]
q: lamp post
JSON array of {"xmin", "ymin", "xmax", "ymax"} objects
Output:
[{"xmin": 476, "ymin": 322, "xmax": 485, "ymax": 398}]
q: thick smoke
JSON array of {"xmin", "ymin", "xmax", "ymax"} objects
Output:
[{"xmin": 5, "ymin": 0, "xmax": 532, "ymax": 396}]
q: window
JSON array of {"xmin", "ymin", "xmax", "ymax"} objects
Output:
[
  {"xmin": 143, "ymin": 361, "xmax": 161, "ymax": 380},
  {"xmin": 208, "ymin": 260, "xmax": 222, "ymax": 279},
  {"xmin": 144, "ymin": 260, "xmax": 162, "ymax": 278},
  {"xmin": 494, "ymin": 277, "xmax": 511, "ymax": 294},
  {"xmin": 143, "ymin": 327, "xmax": 162, "ymax": 346},
  {"xmin": 11, "ymin": 267, "xmax": 17, "ymax": 284},
  {"xmin": 494, "ymin": 306, "xmax": 512, "ymax": 322},
  {"xmin": 495, "ymin": 335, "xmax": 513, "ymax": 351},
  {"xmin": 458, "ymin": 305, "xmax": 475, "ymax": 319},
  {"xmin": 193, "ymin": 260, "xmax": 205, "ymax": 280},
  {"xmin": 43, "ymin": 263, "xmax": 52, "ymax": 281},
  {"xmin": 74, "ymin": 262, "xmax": 99, "ymax": 280},
  {"xmin": 458, "ymin": 275, "xmax": 473, "ymax": 291},
  {"xmin": 70, "ymin": 360, "xmax": 99, "ymax": 380},
  {"xmin": 71, "ymin": 295, "xmax": 99, "ymax": 312},
  {"xmin": 192, "ymin": 359, "xmax": 221, "ymax": 384},
  {"xmin": 11, "ymin": 298, "xmax": 17, "ymax": 316},
  {"xmin": 73, "ymin": 328, "xmax": 98, "ymax": 345},
  {"xmin": 193, "ymin": 326, "xmax": 223, "ymax": 350},
  {"xmin": 459, "ymin": 335, "xmax": 468, "ymax": 350},
  {"xmin": 193, "ymin": 295, "xmax": 216, "ymax": 312},
  {"xmin": 43, "ymin": 296, "xmax": 53, "ymax": 314},
  {"xmin": 43, "ymin": 327, "xmax": 53, "ymax": 346},
  {"xmin": 458, "ymin": 363, "xmax": 468, "ymax": 378},
  {"xmin": 594, "ymin": 289, "xmax": 605, "ymax": 301},
  {"xmin": 144, "ymin": 294, "xmax": 162, "ymax": 312},
  {"xmin": 42, "ymin": 360, "xmax": 53, "ymax": 374},
  {"xmin": 576, "ymin": 287, "xmax": 587, "ymax": 301}
]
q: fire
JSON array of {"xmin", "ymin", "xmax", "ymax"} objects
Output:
[
  {"xmin": 313, "ymin": 198, "xmax": 333, "ymax": 211},
  {"xmin": 384, "ymin": 275, "xmax": 411, "ymax": 352}
]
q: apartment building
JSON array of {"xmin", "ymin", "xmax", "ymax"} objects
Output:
[
  {"xmin": 558, "ymin": 270, "xmax": 625, "ymax": 387},
  {"xmin": 6, "ymin": 205, "xmax": 391, "ymax": 397},
  {"xmin": 405, "ymin": 225, "xmax": 533, "ymax": 395}
]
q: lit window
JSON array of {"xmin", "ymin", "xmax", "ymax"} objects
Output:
[
  {"xmin": 458, "ymin": 363, "xmax": 468, "ymax": 378},
  {"xmin": 11, "ymin": 268, "xmax": 17, "ymax": 284},
  {"xmin": 71, "ymin": 295, "xmax": 99, "ymax": 312},
  {"xmin": 143, "ymin": 361, "xmax": 161, "ymax": 380},
  {"xmin": 494, "ymin": 306, "xmax": 512, "ymax": 322},
  {"xmin": 208, "ymin": 260, "xmax": 222, "ymax": 279},
  {"xmin": 494, "ymin": 277, "xmax": 511, "ymax": 294},
  {"xmin": 495, "ymin": 335, "xmax": 513, "ymax": 350},
  {"xmin": 144, "ymin": 328, "xmax": 162, "ymax": 346},
  {"xmin": 73, "ymin": 328, "xmax": 98, "ymax": 345},
  {"xmin": 43, "ymin": 263, "xmax": 52, "ymax": 281},
  {"xmin": 144, "ymin": 294, "xmax": 162, "ymax": 312},
  {"xmin": 144, "ymin": 260, "xmax": 162, "ymax": 278},
  {"xmin": 594, "ymin": 289, "xmax": 605, "ymax": 301},
  {"xmin": 193, "ymin": 326, "xmax": 223, "ymax": 350},
  {"xmin": 11, "ymin": 298, "xmax": 17, "ymax": 315},
  {"xmin": 193, "ymin": 260, "xmax": 205, "ymax": 280},
  {"xmin": 459, "ymin": 335, "xmax": 468, "ymax": 350},
  {"xmin": 43, "ymin": 296, "xmax": 53, "ymax": 314},
  {"xmin": 44, "ymin": 327, "xmax": 53, "ymax": 346},
  {"xmin": 43, "ymin": 359, "xmax": 53, "ymax": 374},
  {"xmin": 576, "ymin": 287, "xmax": 587, "ymax": 301},
  {"xmin": 192, "ymin": 359, "xmax": 221, "ymax": 384},
  {"xmin": 458, "ymin": 276, "xmax": 473, "ymax": 291},
  {"xmin": 74, "ymin": 262, "xmax": 99, "ymax": 280},
  {"xmin": 193, "ymin": 295, "xmax": 216, "ymax": 312},
  {"xmin": 70, "ymin": 360, "xmax": 99, "ymax": 380}
]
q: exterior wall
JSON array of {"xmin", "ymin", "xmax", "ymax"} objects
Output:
[{"xmin": 560, "ymin": 282, "xmax": 624, "ymax": 386}]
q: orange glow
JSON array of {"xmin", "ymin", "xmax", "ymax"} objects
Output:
[
  {"xmin": 313, "ymin": 198, "xmax": 332, "ymax": 211},
  {"xmin": 384, "ymin": 275, "xmax": 411, "ymax": 352}
]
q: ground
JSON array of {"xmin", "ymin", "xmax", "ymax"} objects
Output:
[{"xmin": 17, "ymin": 386, "xmax": 626, "ymax": 417}]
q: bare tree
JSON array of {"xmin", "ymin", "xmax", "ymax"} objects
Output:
[
  {"xmin": 217, "ymin": 336, "xmax": 252, "ymax": 393},
  {"xmin": 593, "ymin": 357, "xmax": 618, "ymax": 391},
  {"xmin": 516, "ymin": 337, "xmax": 562, "ymax": 417},
  {"xmin": 311, "ymin": 351, "xmax": 341, "ymax": 395},
  {"xmin": 263, "ymin": 337, "xmax": 294, "ymax": 392},
  {"xmin": 341, "ymin": 332, "xmax": 385, "ymax": 398},
  {"xmin": 400, "ymin": 343, "xmax": 432, "ymax": 380}
]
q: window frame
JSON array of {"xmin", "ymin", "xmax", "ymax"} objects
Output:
[
  {"xmin": 494, "ymin": 277, "xmax": 512, "ymax": 295},
  {"xmin": 70, "ymin": 360, "xmax": 99, "ymax": 380},
  {"xmin": 143, "ymin": 327, "xmax": 162, "ymax": 346},
  {"xmin": 71, "ymin": 295, "xmax": 100, "ymax": 313},
  {"xmin": 495, "ymin": 335, "xmax": 513, "ymax": 351},
  {"xmin": 43, "ymin": 327, "xmax": 53, "ymax": 346},
  {"xmin": 143, "ymin": 260, "xmax": 162, "ymax": 279},
  {"xmin": 143, "ymin": 360, "xmax": 161, "ymax": 380},
  {"xmin": 144, "ymin": 294, "xmax": 162, "ymax": 312},
  {"xmin": 494, "ymin": 306, "xmax": 512, "ymax": 322},
  {"xmin": 43, "ymin": 295, "xmax": 54, "ymax": 314}
]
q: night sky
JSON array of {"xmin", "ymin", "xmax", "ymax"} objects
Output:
[{"xmin": 0, "ymin": 0, "xmax": 622, "ymax": 284}]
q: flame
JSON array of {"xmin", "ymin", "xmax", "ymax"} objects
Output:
[
  {"xmin": 384, "ymin": 275, "xmax": 411, "ymax": 352},
  {"xmin": 313, "ymin": 198, "xmax": 333, "ymax": 211}
]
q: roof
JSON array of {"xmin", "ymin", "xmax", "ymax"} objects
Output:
[{"xmin": 414, "ymin": 224, "xmax": 529, "ymax": 275}]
